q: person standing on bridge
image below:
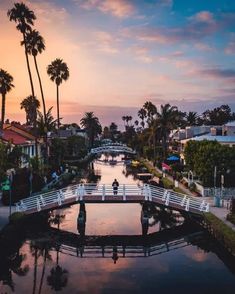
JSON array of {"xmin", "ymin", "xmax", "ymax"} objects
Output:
[{"xmin": 112, "ymin": 179, "xmax": 119, "ymax": 195}]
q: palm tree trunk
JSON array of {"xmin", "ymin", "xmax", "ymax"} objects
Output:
[
  {"xmin": 38, "ymin": 250, "xmax": 47, "ymax": 294},
  {"xmin": 23, "ymin": 33, "xmax": 35, "ymax": 98},
  {"xmin": 1, "ymin": 93, "xmax": 6, "ymax": 130},
  {"xmin": 56, "ymin": 84, "xmax": 60, "ymax": 129},
  {"xmin": 33, "ymin": 56, "xmax": 46, "ymax": 120},
  {"xmin": 33, "ymin": 55, "xmax": 48, "ymax": 161},
  {"xmin": 32, "ymin": 248, "xmax": 38, "ymax": 294}
]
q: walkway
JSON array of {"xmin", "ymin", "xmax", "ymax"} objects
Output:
[{"xmin": 15, "ymin": 183, "xmax": 209, "ymax": 215}]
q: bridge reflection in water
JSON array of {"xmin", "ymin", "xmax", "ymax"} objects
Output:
[{"xmin": 46, "ymin": 202, "xmax": 201, "ymax": 262}]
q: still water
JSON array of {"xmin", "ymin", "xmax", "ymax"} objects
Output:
[{"xmin": 1, "ymin": 156, "xmax": 235, "ymax": 294}]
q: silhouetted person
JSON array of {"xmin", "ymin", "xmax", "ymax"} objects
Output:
[
  {"xmin": 112, "ymin": 179, "xmax": 119, "ymax": 195},
  {"xmin": 112, "ymin": 246, "xmax": 119, "ymax": 264}
]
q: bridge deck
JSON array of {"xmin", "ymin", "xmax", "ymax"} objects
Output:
[{"xmin": 16, "ymin": 184, "xmax": 209, "ymax": 215}]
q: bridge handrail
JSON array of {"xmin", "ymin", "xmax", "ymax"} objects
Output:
[{"xmin": 16, "ymin": 183, "xmax": 209, "ymax": 214}]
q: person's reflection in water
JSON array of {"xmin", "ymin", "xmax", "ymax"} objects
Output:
[{"xmin": 112, "ymin": 246, "xmax": 119, "ymax": 264}]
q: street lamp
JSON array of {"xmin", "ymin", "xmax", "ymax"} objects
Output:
[{"xmin": 7, "ymin": 171, "xmax": 14, "ymax": 216}]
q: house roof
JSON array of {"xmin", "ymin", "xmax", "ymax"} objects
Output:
[
  {"xmin": 181, "ymin": 134, "xmax": 235, "ymax": 144},
  {"xmin": 2, "ymin": 129, "xmax": 33, "ymax": 145}
]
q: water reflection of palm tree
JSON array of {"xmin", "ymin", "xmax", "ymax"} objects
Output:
[
  {"xmin": 38, "ymin": 241, "xmax": 52, "ymax": 294},
  {"xmin": 148, "ymin": 205, "xmax": 179, "ymax": 231},
  {"xmin": 49, "ymin": 210, "xmax": 65, "ymax": 229},
  {"xmin": 0, "ymin": 251, "xmax": 29, "ymax": 292},
  {"xmin": 47, "ymin": 246, "xmax": 68, "ymax": 292}
]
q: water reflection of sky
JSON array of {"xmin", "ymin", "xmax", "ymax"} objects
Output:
[{"xmin": 1, "ymin": 155, "xmax": 235, "ymax": 293}]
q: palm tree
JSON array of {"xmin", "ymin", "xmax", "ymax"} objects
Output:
[
  {"xmin": 22, "ymin": 30, "xmax": 46, "ymax": 121},
  {"xmin": 80, "ymin": 112, "xmax": 102, "ymax": 148},
  {"xmin": 122, "ymin": 116, "xmax": 126, "ymax": 128},
  {"xmin": 185, "ymin": 111, "xmax": 198, "ymax": 126},
  {"xmin": 0, "ymin": 69, "xmax": 14, "ymax": 131},
  {"xmin": 47, "ymin": 59, "xmax": 69, "ymax": 129},
  {"xmin": 138, "ymin": 108, "xmax": 147, "ymax": 129},
  {"xmin": 156, "ymin": 103, "xmax": 179, "ymax": 158},
  {"xmin": 37, "ymin": 107, "xmax": 57, "ymax": 136},
  {"xmin": 7, "ymin": 2, "xmax": 36, "ymax": 98},
  {"xmin": 20, "ymin": 95, "xmax": 40, "ymax": 126},
  {"xmin": 143, "ymin": 101, "xmax": 157, "ymax": 126}
]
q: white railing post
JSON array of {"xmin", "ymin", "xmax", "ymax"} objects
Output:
[
  {"xmin": 148, "ymin": 185, "xmax": 152, "ymax": 201},
  {"xmin": 165, "ymin": 192, "xmax": 170, "ymax": 206},
  {"xmin": 123, "ymin": 184, "xmax": 126, "ymax": 201},
  {"xmin": 199, "ymin": 200, "xmax": 205, "ymax": 211},
  {"xmin": 57, "ymin": 192, "xmax": 62, "ymax": 206},
  {"xmin": 180, "ymin": 196, "xmax": 187, "ymax": 207},
  {"xmin": 144, "ymin": 184, "xmax": 148, "ymax": 200},
  {"xmin": 59, "ymin": 189, "xmax": 65, "ymax": 201},
  {"xmin": 80, "ymin": 184, "xmax": 85, "ymax": 201},
  {"xmin": 185, "ymin": 199, "xmax": 190, "ymax": 211},
  {"xmin": 75, "ymin": 185, "xmax": 80, "ymax": 201},
  {"xmin": 37, "ymin": 198, "xmax": 41, "ymax": 211},
  {"xmin": 16, "ymin": 203, "xmax": 20, "ymax": 212},
  {"xmin": 206, "ymin": 203, "xmax": 210, "ymax": 212},
  {"xmin": 162, "ymin": 190, "xmax": 168, "ymax": 201},
  {"xmin": 40, "ymin": 195, "xmax": 46, "ymax": 207},
  {"xmin": 102, "ymin": 184, "xmax": 105, "ymax": 201},
  {"xmin": 20, "ymin": 200, "xmax": 27, "ymax": 211}
]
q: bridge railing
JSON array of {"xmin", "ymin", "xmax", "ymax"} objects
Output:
[{"xmin": 16, "ymin": 183, "xmax": 209, "ymax": 213}]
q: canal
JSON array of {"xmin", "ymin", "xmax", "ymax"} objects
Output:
[{"xmin": 1, "ymin": 155, "xmax": 235, "ymax": 293}]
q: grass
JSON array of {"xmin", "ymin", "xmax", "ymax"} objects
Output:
[
  {"xmin": 227, "ymin": 213, "xmax": 235, "ymax": 225},
  {"xmin": 204, "ymin": 212, "xmax": 235, "ymax": 254},
  {"xmin": 138, "ymin": 157, "xmax": 186, "ymax": 194}
]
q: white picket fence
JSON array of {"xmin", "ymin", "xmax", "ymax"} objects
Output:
[{"xmin": 15, "ymin": 183, "xmax": 209, "ymax": 215}]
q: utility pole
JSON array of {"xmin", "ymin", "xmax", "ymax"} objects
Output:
[{"xmin": 214, "ymin": 166, "xmax": 217, "ymax": 196}]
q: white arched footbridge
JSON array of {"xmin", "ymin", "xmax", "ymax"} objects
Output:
[
  {"xmin": 90, "ymin": 143, "xmax": 136, "ymax": 155},
  {"xmin": 16, "ymin": 183, "xmax": 209, "ymax": 215}
]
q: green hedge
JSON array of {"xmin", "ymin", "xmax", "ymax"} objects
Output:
[{"xmin": 204, "ymin": 213, "xmax": 235, "ymax": 254}]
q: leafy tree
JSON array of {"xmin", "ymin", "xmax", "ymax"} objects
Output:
[
  {"xmin": 66, "ymin": 136, "xmax": 87, "ymax": 159},
  {"xmin": 8, "ymin": 2, "xmax": 36, "ymax": 99},
  {"xmin": 202, "ymin": 104, "xmax": 235, "ymax": 125},
  {"xmin": 0, "ymin": 69, "xmax": 14, "ymax": 130},
  {"xmin": 49, "ymin": 138, "xmax": 66, "ymax": 169},
  {"xmin": 20, "ymin": 95, "xmax": 40, "ymax": 126},
  {"xmin": 184, "ymin": 140, "xmax": 235, "ymax": 186},
  {"xmin": 47, "ymin": 58, "xmax": 69, "ymax": 128},
  {"xmin": 80, "ymin": 112, "xmax": 102, "ymax": 148},
  {"xmin": 109, "ymin": 122, "xmax": 118, "ymax": 141}
]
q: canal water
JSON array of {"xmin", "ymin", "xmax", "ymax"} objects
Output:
[{"xmin": 1, "ymin": 155, "xmax": 235, "ymax": 293}]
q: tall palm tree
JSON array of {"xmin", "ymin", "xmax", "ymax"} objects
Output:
[
  {"xmin": 47, "ymin": 59, "xmax": 69, "ymax": 129},
  {"xmin": 80, "ymin": 112, "xmax": 102, "ymax": 148},
  {"xmin": 7, "ymin": 2, "xmax": 36, "ymax": 98},
  {"xmin": 156, "ymin": 103, "xmax": 179, "ymax": 158},
  {"xmin": 0, "ymin": 69, "xmax": 14, "ymax": 131},
  {"xmin": 122, "ymin": 116, "xmax": 126, "ymax": 129},
  {"xmin": 22, "ymin": 30, "xmax": 46, "ymax": 121},
  {"xmin": 138, "ymin": 108, "xmax": 147, "ymax": 129},
  {"xmin": 143, "ymin": 101, "xmax": 157, "ymax": 126},
  {"xmin": 20, "ymin": 95, "xmax": 40, "ymax": 126}
]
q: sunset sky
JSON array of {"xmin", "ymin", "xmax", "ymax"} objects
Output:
[{"xmin": 1, "ymin": 0, "xmax": 235, "ymax": 128}]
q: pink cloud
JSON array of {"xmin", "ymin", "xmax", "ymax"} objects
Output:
[{"xmin": 79, "ymin": 0, "xmax": 136, "ymax": 18}]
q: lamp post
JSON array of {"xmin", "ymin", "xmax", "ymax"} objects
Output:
[
  {"xmin": 7, "ymin": 171, "xmax": 14, "ymax": 216},
  {"xmin": 221, "ymin": 174, "xmax": 224, "ymax": 207}
]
